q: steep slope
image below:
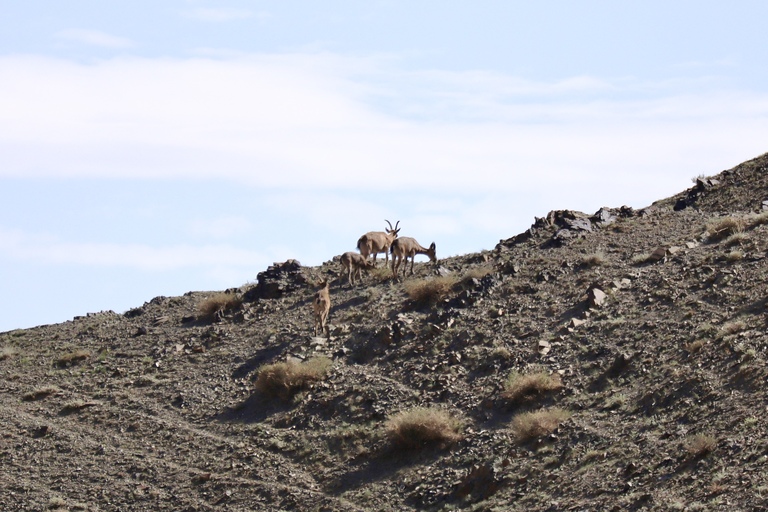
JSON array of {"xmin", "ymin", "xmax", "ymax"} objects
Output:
[{"xmin": 1, "ymin": 152, "xmax": 767, "ymax": 511}]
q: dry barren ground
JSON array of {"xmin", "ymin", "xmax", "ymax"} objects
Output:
[{"xmin": 2, "ymin": 153, "xmax": 768, "ymax": 511}]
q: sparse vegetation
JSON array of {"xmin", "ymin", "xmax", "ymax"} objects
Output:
[
  {"xmin": 56, "ymin": 349, "xmax": 90, "ymax": 367},
  {"xmin": 747, "ymin": 211, "xmax": 768, "ymax": 228},
  {"xmin": 369, "ymin": 265, "xmax": 392, "ymax": 283},
  {"xmin": 722, "ymin": 232, "xmax": 749, "ymax": 248},
  {"xmin": 384, "ymin": 406, "xmax": 463, "ymax": 448},
  {"xmin": 686, "ymin": 340, "xmax": 706, "ymax": 354},
  {"xmin": 580, "ymin": 252, "xmax": 606, "ymax": 267},
  {"xmin": 47, "ymin": 496, "xmax": 67, "ymax": 510},
  {"xmin": 5, "ymin": 153, "xmax": 768, "ymax": 510},
  {"xmin": 0, "ymin": 345, "xmax": 18, "ymax": 360},
  {"xmin": 630, "ymin": 253, "xmax": 652, "ymax": 265},
  {"xmin": 404, "ymin": 275, "xmax": 458, "ymax": 307},
  {"xmin": 511, "ymin": 408, "xmax": 571, "ymax": 443},
  {"xmin": 706, "ymin": 216, "xmax": 744, "ymax": 242},
  {"xmin": 197, "ymin": 292, "xmax": 242, "ymax": 321},
  {"xmin": 461, "ymin": 265, "xmax": 494, "ymax": 284},
  {"xmin": 686, "ymin": 433, "xmax": 717, "ymax": 458},
  {"xmin": 22, "ymin": 385, "xmax": 61, "ymax": 401},
  {"xmin": 719, "ymin": 320, "xmax": 747, "ymax": 337},
  {"xmin": 502, "ymin": 370, "xmax": 563, "ymax": 404},
  {"xmin": 691, "ymin": 173, "xmax": 708, "ymax": 183},
  {"xmin": 254, "ymin": 356, "xmax": 333, "ymax": 400}
]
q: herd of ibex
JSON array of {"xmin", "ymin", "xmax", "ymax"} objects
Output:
[{"xmin": 312, "ymin": 219, "xmax": 437, "ymax": 337}]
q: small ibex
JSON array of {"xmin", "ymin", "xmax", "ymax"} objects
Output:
[
  {"xmin": 312, "ymin": 279, "xmax": 331, "ymax": 337},
  {"xmin": 357, "ymin": 220, "xmax": 400, "ymax": 266},
  {"xmin": 340, "ymin": 251, "xmax": 375, "ymax": 287},
  {"xmin": 390, "ymin": 237, "xmax": 437, "ymax": 279}
]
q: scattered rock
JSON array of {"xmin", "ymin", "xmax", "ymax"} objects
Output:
[
  {"xmin": 587, "ymin": 287, "xmax": 607, "ymax": 308},
  {"xmin": 647, "ymin": 247, "xmax": 668, "ymax": 263}
]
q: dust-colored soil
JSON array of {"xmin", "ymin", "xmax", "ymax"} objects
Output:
[{"xmin": 3, "ymin": 153, "xmax": 768, "ymax": 511}]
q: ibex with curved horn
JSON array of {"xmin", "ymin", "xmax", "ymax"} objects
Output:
[
  {"xmin": 357, "ymin": 220, "xmax": 400, "ymax": 267},
  {"xmin": 390, "ymin": 237, "xmax": 437, "ymax": 279}
]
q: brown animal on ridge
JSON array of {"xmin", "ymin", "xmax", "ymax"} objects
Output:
[
  {"xmin": 312, "ymin": 279, "xmax": 331, "ymax": 337},
  {"xmin": 390, "ymin": 237, "xmax": 437, "ymax": 279},
  {"xmin": 340, "ymin": 252, "xmax": 375, "ymax": 287},
  {"xmin": 357, "ymin": 220, "xmax": 400, "ymax": 267}
]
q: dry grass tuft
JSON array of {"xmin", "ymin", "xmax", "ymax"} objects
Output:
[
  {"xmin": 0, "ymin": 346, "xmax": 18, "ymax": 360},
  {"xmin": 197, "ymin": 292, "xmax": 242, "ymax": 321},
  {"xmin": 47, "ymin": 496, "xmax": 67, "ymax": 510},
  {"xmin": 706, "ymin": 216, "xmax": 744, "ymax": 242},
  {"xmin": 404, "ymin": 276, "xmax": 457, "ymax": 307},
  {"xmin": 720, "ymin": 320, "xmax": 747, "ymax": 337},
  {"xmin": 462, "ymin": 265, "xmax": 494, "ymax": 282},
  {"xmin": 369, "ymin": 265, "xmax": 393, "ymax": 283},
  {"xmin": 254, "ymin": 356, "xmax": 333, "ymax": 400},
  {"xmin": 581, "ymin": 252, "xmax": 607, "ymax": 267},
  {"xmin": 22, "ymin": 385, "xmax": 61, "ymax": 401},
  {"xmin": 722, "ymin": 232, "xmax": 749, "ymax": 248},
  {"xmin": 746, "ymin": 211, "xmax": 768, "ymax": 228},
  {"xmin": 686, "ymin": 433, "xmax": 717, "ymax": 458},
  {"xmin": 502, "ymin": 371, "xmax": 563, "ymax": 404},
  {"xmin": 630, "ymin": 253, "xmax": 652, "ymax": 266},
  {"xmin": 385, "ymin": 407, "xmax": 463, "ymax": 448},
  {"xmin": 511, "ymin": 408, "xmax": 570, "ymax": 443},
  {"xmin": 56, "ymin": 349, "xmax": 90, "ymax": 367}
]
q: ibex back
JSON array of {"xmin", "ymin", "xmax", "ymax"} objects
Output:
[
  {"xmin": 312, "ymin": 279, "xmax": 331, "ymax": 336},
  {"xmin": 340, "ymin": 251, "xmax": 375, "ymax": 287},
  {"xmin": 357, "ymin": 220, "xmax": 400, "ymax": 266},
  {"xmin": 390, "ymin": 237, "xmax": 437, "ymax": 279}
]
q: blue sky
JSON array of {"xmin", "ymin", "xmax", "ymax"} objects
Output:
[{"xmin": 2, "ymin": 1, "xmax": 767, "ymax": 331}]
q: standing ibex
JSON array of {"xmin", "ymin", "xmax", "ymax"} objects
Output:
[
  {"xmin": 390, "ymin": 237, "xmax": 437, "ymax": 279},
  {"xmin": 340, "ymin": 251, "xmax": 375, "ymax": 287},
  {"xmin": 313, "ymin": 279, "xmax": 331, "ymax": 337},
  {"xmin": 357, "ymin": 220, "xmax": 400, "ymax": 267}
]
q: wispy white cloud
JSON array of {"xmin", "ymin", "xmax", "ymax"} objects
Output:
[
  {"xmin": 54, "ymin": 29, "xmax": 135, "ymax": 49},
  {"xmin": 0, "ymin": 53, "xmax": 765, "ymax": 199},
  {"xmin": 182, "ymin": 8, "xmax": 264, "ymax": 22},
  {"xmin": 186, "ymin": 215, "xmax": 253, "ymax": 239},
  {"xmin": 0, "ymin": 226, "xmax": 268, "ymax": 271}
]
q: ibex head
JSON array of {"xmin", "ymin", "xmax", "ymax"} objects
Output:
[{"xmin": 385, "ymin": 219, "xmax": 401, "ymax": 237}]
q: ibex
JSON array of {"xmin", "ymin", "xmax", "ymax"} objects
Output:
[
  {"xmin": 340, "ymin": 251, "xmax": 375, "ymax": 287},
  {"xmin": 357, "ymin": 220, "xmax": 400, "ymax": 266},
  {"xmin": 390, "ymin": 237, "xmax": 437, "ymax": 279},
  {"xmin": 312, "ymin": 279, "xmax": 331, "ymax": 337}
]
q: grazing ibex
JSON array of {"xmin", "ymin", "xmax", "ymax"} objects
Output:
[
  {"xmin": 357, "ymin": 220, "xmax": 400, "ymax": 266},
  {"xmin": 312, "ymin": 279, "xmax": 331, "ymax": 337},
  {"xmin": 340, "ymin": 251, "xmax": 375, "ymax": 287},
  {"xmin": 390, "ymin": 237, "xmax": 437, "ymax": 279}
]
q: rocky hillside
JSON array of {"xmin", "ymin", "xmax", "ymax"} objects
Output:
[{"xmin": 2, "ymin": 153, "xmax": 768, "ymax": 511}]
